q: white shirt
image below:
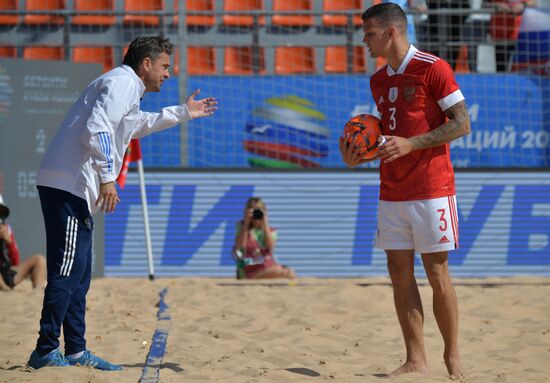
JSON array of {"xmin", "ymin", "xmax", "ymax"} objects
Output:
[{"xmin": 37, "ymin": 65, "xmax": 191, "ymax": 214}]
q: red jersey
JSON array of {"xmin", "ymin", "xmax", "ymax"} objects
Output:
[
  {"xmin": 490, "ymin": 1, "xmax": 523, "ymax": 41},
  {"xmin": 370, "ymin": 45, "xmax": 464, "ymax": 201}
]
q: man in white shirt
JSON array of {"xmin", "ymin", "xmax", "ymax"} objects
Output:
[{"xmin": 27, "ymin": 36, "xmax": 217, "ymax": 371}]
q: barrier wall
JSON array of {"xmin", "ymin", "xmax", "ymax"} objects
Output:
[{"xmin": 105, "ymin": 171, "xmax": 550, "ymax": 277}]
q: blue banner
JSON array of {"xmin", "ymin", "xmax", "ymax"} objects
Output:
[
  {"xmin": 140, "ymin": 74, "xmax": 549, "ymax": 168},
  {"xmin": 105, "ymin": 172, "xmax": 550, "ymax": 277}
]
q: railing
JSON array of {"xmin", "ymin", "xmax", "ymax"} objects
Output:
[{"xmin": 0, "ymin": 7, "xmax": 545, "ymax": 74}]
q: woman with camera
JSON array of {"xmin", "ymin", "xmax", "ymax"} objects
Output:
[{"xmin": 233, "ymin": 197, "xmax": 295, "ymax": 279}]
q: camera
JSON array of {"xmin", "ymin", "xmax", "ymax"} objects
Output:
[{"xmin": 252, "ymin": 208, "xmax": 264, "ymax": 220}]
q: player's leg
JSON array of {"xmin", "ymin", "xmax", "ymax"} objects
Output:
[
  {"xmin": 386, "ymin": 249, "xmax": 429, "ymax": 377},
  {"xmin": 376, "ymin": 200, "xmax": 429, "ymax": 376},
  {"xmin": 411, "ymin": 195, "xmax": 462, "ymax": 377},
  {"xmin": 421, "ymin": 251, "xmax": 463, "ymax": 377}
]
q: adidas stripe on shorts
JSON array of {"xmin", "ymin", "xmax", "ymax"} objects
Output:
[{"xmin": 375, "ymin": 195, "xmax": 459, "ymax": 253}]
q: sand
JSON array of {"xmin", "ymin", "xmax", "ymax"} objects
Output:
[{"xmin": 1, "ymin": 277, "xmax": 549, "ymax": 383}]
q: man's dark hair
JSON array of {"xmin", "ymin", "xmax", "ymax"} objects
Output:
[
  {"xmin": 122, "ymin": 36, "xmax": 174, "ymax": 70},
  {"xmin": 361, "ymin": 3, "xmax": 407, "ymax": 32}
]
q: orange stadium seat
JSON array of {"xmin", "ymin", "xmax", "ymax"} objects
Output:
[
  {"xmin": 275, "ymin": 47, "xmax": 315, "ymax": 74},
  {"xmin": 72, "ymin": 0, "xmax": 115, "ymax": 26},
  {"xmin": 324, "ymin": 46, "xmax": 365, "ymax": 73},
  {"xmin": 174, "ymin": 0, "xmax": 215, "ymax": 27},
  {"xmin": 24, "ymin": 0, "xmax": 65, "ymax": 25},
  {"xmin": 272, "ymin": 0, "xmax": 314, "ymax": 27},
  {"xmin": 123, "ymin": 0, "xmax": 163, "ymax": 26},
  {"xmin": 173, "ymin": 47, "xmax": 217, "ymax": 75},
  {"xmin": 0, "ymin": 1, "xmax": 18, "ymax": 26},
  {"xmin": 222, "ymin": 0, "xmax": 264, "ymax": 26},
  {"xmin": 73, "ymin": 47, "xmax": 114, "ymax": 72},
  {"xmin": 322, "ymin": 0, "xmax": 362, "ymax": 27},
  {"xmin": 0, "ymin": 46, "xmax": 17, "ymax": 58},
  {"xmin": 224, "ymin": 47, "xmax": 265, "ymax": 74},
  {"xmin": 23, "ymin": 47, "xmax": 64, "ymax": 61}
]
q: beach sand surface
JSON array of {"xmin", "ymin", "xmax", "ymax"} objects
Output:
[{"xmin": 1, "ymin": 277, "xmax": 549, "ymax": 382}]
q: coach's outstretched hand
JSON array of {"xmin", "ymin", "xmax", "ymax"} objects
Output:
[{"xmin": 185, "ymin": 89, "xmax": 218, "ymax": 119}]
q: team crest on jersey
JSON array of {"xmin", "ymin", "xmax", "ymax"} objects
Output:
[
  {"xmin": 388, "ymin": 87, "xmax": 398, "ymax": 103},
  {"xmin": 404, "ymin": 85, "xmax": 416, "ymax": 101}
]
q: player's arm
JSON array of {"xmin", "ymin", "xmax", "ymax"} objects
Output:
[
  {"xmin": 379, "ymin": 57, "xmax": 471, "ymax": 163},
  {"xmin": 378, "ymin": 101, "xmax": 470, "ymax": 163},
  {"xmin": 409, "ymin": 100, "xmax": 471, "ymax": 150}
]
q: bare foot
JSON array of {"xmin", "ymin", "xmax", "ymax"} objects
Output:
[
  {"xmin": 445, "ymin": 355, "xmax": 463, "ymax": 378},
  {"xmin": 387, "ymin": 361, "xmax": 429, "ymax": 379},
  {"xmin": 449, "ymin": 373, "xmax": 466, "ymax": 381}
]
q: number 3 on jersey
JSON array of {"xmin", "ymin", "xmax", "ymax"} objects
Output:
[{"xmin": 388, "ymin": 107, "xmax": 397, "ymax": 130}]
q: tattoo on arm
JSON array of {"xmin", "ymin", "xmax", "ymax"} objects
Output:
[{"xmin": 410, "ymin": 100, "xmax": 471, "ymax": 150}]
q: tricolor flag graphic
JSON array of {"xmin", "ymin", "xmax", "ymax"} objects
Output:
[{"xmin": 244, "ymin": 95, "xmax": 330, "ymax": 168}]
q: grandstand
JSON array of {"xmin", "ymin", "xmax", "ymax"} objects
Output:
[{"xmin": 0, "ymin": 1, "xmax": 549, "ymax": 278}]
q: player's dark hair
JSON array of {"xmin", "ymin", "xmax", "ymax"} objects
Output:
[
  {"xmin": 361, "ymin": 3, "xmax": 407, "ymax": 32},
  {"xmin": 123, "ymin": 36, "xmax": 174, "ymax": 70}
]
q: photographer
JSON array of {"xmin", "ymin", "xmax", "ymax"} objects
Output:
[
  {"xmin": 233, "ymin": 197, "xmax": 295, "ymax": 279},
  {"xmin": 0, "ymin": 194, "xmax": 46, "ymax": 292}
]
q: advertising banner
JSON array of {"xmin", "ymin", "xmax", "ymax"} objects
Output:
[{"xmin": 105, "ymin": 171, "xmax": 550, "ymax": 277}]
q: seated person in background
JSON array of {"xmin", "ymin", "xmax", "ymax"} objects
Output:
[
  {"xmin": 0, "ymin": 194, "xmax": 46, "ymax": 291},
  {"xmin": 233, "ymin": 197, "xmax": 295, "ymax": 279},
  {"xmin": 488, "ymin": 0, "xmax": 537, "ymax": 72}
]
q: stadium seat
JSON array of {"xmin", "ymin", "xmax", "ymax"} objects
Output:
[
  {"xmin": 173, "ymin": 0, "xmax": 215, "ymax": 27},
  {"xmin": 322, "ymin": 0, "xmax": 362, "ymax": 27},
  {"xmin": 272, "ymin": 0, "xmax": 314, "ymax": 27},
  {"xmin": 72, "ymin": 0, "xmax": 115, "ymax": 26},
  {"xmin": 173, "ymin": 47, "xmax": 217, "ymax": 75},
  {"xmin": 0, "ymin": 46, "xmax": 17, "ymax": 58},
  {"xmin": 275, "ymin": 47, "xmax": 315, "ymax": 74},
  {"xmin": 0, "ymin": 1, "xmax": 18, "ymax": 26},
  {"xmin": 24, "ymin": 0, "xmax": 65, "ymax": 25},
  {"xmin": 324, "ymin": 46, "xmax": 365, "ymax": 73},
  {"xmin": 123, "ymin": 0, "xmax": 163, "ymax": 26},
  {"xmin": 222, "ymin": 0, "xmax": 264, "ymax": 26},
  {"xmin": 224, "ymin": 47, "xmax": 265, "ymax": 74},
  {"xmin": 73, "ymin": 47, "xmax": 114, "ymax": 72},
  {"xmin": 23, "ymin": 47, "xmax": 64, "ymax": 61}
]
